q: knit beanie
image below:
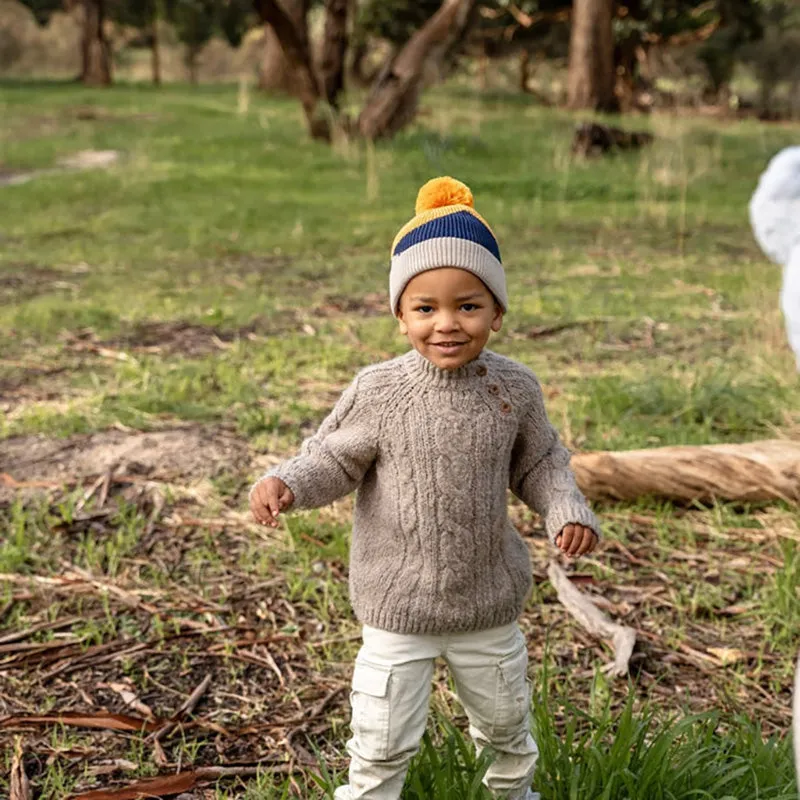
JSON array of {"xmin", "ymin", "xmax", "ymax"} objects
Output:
[{"xmin": 389, "ymin": 177, "xmax": 507, "ymax": 315}]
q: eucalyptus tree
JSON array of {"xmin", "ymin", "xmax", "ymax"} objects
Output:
[
  {"xmin": 17, "ymin": 0, "xmax": 253, "ymax": 85},
  {"xmin": 254, "ymin": 0, "xmax": 478, "ymax": 141}
]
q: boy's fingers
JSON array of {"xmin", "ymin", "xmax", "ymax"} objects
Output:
[
  {"xmin": 263, "ymin": 485, "xmax": 281, "ymax": 517},
  {"xmin": 278, "ymin": 486, "xmax": 294, "ymax": 510},
  {"xmin": 251, "ymin": 483, "xmax": 279, "ymax": 527},
  {"xmin": 250, "ymin": 500, "xmax": 274, "ymax": 526},
  {"xmin": 560, "ymin": 525, "xmax": 575, "ymax": 553},
  {"xmin": 250, "ymin": 501, "xmax": 271, "ymax": 525},
  {"xmin": 576, "ymin": 528, "xmax": 595, "ymax": 555},
  {"xmin": 570, "ymin": 527, "xmax": 589, "ymax": 555}
]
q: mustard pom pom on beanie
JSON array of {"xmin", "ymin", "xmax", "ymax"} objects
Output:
[{"xmin": 389, "ymin": 177, "xmax": 507, "ymax": 315}]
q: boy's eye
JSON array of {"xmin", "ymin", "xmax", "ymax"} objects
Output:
[
  {"xmin": 415, "ymin": 305, "xmax": 434, "ymax": 314},
  {"xmin": 461, "ymin": 303, "xmax": 479, "ymax": 311}
]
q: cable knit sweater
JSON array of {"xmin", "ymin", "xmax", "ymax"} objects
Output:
[{"xmin": 260, "ymin": 348, "xmax": 600, "ymax": 635}]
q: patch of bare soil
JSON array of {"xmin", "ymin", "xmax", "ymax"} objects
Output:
[
  {"xmin": 57, "ymin": 149, "xmax": 120, "ymax": 170},
  {"xmin": 0, "ymin": 427, "xmax": 249, "ymax": 500},
  {"xmin": 0, "ymin": 149, "xmax": 120, "ymax": 187},
  {"xmin": 0, "ymin": 264, "xmax": 81, "ymax": 302},
  {"xmin": 68, "ymin": 106, "xmax": 159, "ymax": 124},
  {"xmin": 212, "ymin": 254, "xmax": 294, "ymax": 279},
  {"xmin": 0, "ymin": 364, "xmax": 70, "ymax": 414},
  {"xmin": 313, "ymin": 292, "xmax": 388, "ymax": 318},
  {"xmin": 62, "ymin": 321, "xmax": 274, "ymax": 359},
  {"xmin": 0, "ymin": 165, "xmax": 26, "ymax": 185}
]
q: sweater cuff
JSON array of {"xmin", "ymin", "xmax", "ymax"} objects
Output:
[{"xmin": 544, "ymin": 502, "xmax": 601, "ymax": 545}]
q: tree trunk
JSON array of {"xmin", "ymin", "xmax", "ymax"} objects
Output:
[
  {"xmin": 478, "ymin": 52, "xmax": 489, "ymax": 90},
  {"xmin": 319, "ymin": 0, "xmax": 350, "ymax": 108},
  {"xmin": 151, "ymin": 6, "xmax": 162, "ymax": 86},
  {"xmin": 349, "ymin": 36, "xmax": 370, "ymax": 86},
  {"xmin": 186, "ymin": 48, "xmax": 199, "ymax": 84},
  {"xmin": 259, "ymin": 25, "xmax": 293, "ymax": 91},
  {"xmin": 81, "ymin": 0, "xmax": 112, "ymax": 86},
  {"xmin": 357, "ymin": 0, "xmax": 477, "ymax": 141},
  {"xmin": 255, "ymin": 0, "xmax": 329, "ymax": 139},
  {"xmin": 567, "ymin": 0, "xmax": 617, "ymax": 112},
  {"xmin": 257, "ymin": 0, "xmax": 310, "ymax": 94},
  {"xmin": 519, "ymin": 48, "xmax": 530, "ymax": 93}
]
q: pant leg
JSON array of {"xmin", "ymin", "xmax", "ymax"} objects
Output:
[
  {"xmin": 334, "ymin": 626, "xmax": 441, "ymax": 800},
  {"xmin": 444, "ymin": 623, "xmax": 539, "ymax": 799}
]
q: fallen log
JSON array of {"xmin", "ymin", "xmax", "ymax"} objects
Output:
[{"xmin": 571, "ymin": 439, "xmax": 800, "ymax": 503}]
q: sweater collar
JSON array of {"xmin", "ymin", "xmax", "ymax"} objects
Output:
[{"xmin": 403, "ymin": 347, "xmax": 488, "ymax": 386}]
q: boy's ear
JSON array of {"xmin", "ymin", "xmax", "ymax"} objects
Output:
[
  {"xmin": 491, "ymin": 304, "xmax": 503, "ymax": 332},
  {"xmin": 396, "ymin": 308, "xmax": 409, "ymax": 335}
]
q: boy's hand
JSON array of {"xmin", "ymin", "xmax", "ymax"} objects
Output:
[
  {"xmin": 250, "ymin": 477, "xmax": 294, "ymax": 528},
  {"xmin": 555, "ymin": 524, "xmax": 597, "ymax": 558}
]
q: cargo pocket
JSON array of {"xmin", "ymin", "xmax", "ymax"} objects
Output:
[
  {"xmin": 349, "ymin": 660, "xmax": 392, "ymax": 761},
  {"xmin": 494, "ymin": 645, "xmax": 530, "ymax": 738}
]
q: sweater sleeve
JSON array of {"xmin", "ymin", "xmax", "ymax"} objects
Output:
[
  {"xmin": 508, "ymin": 370, "xmax": 600, "ymax": 544},
  {"xmin": 252, "ymin": 374, "xmax": 378, "ymax": 510}
]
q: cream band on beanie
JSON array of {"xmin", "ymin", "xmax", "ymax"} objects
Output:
[{"xmin": 389, "ymin": 177, "xmax": 507, "ymax": 315}]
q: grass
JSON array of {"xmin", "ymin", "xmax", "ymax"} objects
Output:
[{"xmin": 0, "ymin": 78, "xmax": 799, "ymax": 798}]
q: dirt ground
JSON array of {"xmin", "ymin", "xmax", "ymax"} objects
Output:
[{"xmin": 0, "ymin": 427, "xmax": 250, "ymax": 502}]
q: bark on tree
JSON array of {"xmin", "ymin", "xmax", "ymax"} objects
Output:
[
  {"xmin": 357, "ymin": 0, "xmax": 477, "ymax": 140},
  {"xmin": 257, "ymin": 0, "xmax": 309, "ymax": 94},
  {"xmin": 255, "ymin": 0, "xmax": 329, "ymax": 138},
  {"xmin": 80, "ymin": 0, "xmax": 112, "ymax": 86},
  {"xmin": 186, "ymin": 48, "xmax": 199, "ymax": 84},
  {"xmin": 519, "ymin": 48, "xmax": 531, "ymax": 93},
  {"xmin": 259, "ymin": 24, "xmax": 293, "ymax": 91},
  {"xmin": 319, "ymin": 0, "xmax": 350, "ymax": 108},
  {"xmin": 349, "ymin": 37, "xmax": 372, "ymax": 86},
  {"xmin": 151, "ymin": 9, "xmax": 161, "ymax": 86},
  {"xmin": 567, "ymin": 0, "xmax": 617, "ymax": 112}
]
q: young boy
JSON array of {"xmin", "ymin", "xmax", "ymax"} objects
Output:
[{"xmin": 250, "ymin": 177, "xmax": 600, "ymax": 800}]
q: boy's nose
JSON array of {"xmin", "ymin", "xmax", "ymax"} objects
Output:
[
  {"xmin": 434, "ymin": 309, "xmax": 461, "ymax": 329},
  {"xmin": 435, "ymin": 314, "xmax": 460, "ymax": 332}
]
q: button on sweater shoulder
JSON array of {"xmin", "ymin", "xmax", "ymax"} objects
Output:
[{"xmin": 260, "ymin": 348, "xmax": 600, "ymax": 635}]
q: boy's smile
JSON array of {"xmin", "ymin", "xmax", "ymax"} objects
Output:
[{"xmin": 396, "ymin": 268, "xmax": 503, "ymax": 370}]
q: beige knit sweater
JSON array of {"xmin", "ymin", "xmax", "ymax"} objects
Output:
[{"xmin": 260, "ymin": 348, "xmax": 600, "ymax": 635}]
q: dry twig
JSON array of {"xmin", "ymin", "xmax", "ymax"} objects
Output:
[
  {"xmin": 149, "ymin": 673, "xmax": 212, "ymax": 743},
  {"xmin": 11, "ymin": 737, "xmax": 32, "ymax": 800},
  {"xmin": 547, "ymin": 560, "xmax": 637, "ymax": 677}
]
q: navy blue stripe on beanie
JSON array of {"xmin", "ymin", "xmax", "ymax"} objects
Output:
[{"xmin": 392, "ymin": 210, "xmax": 501, "ymax": 261}]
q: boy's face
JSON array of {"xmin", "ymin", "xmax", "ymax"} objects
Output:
[{"xmin": 396, "ymin": 267, "xmax": 503, "ymax": 370}]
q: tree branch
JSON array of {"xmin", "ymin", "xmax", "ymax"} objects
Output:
[{"xmin": 547, "ymin": 561, "xmax": 636, "ymax": 678}]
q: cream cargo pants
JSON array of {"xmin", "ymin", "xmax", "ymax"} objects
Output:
[{"xmin": 333, "ymin": 622, "xmax": 539, "ymax": 800}]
